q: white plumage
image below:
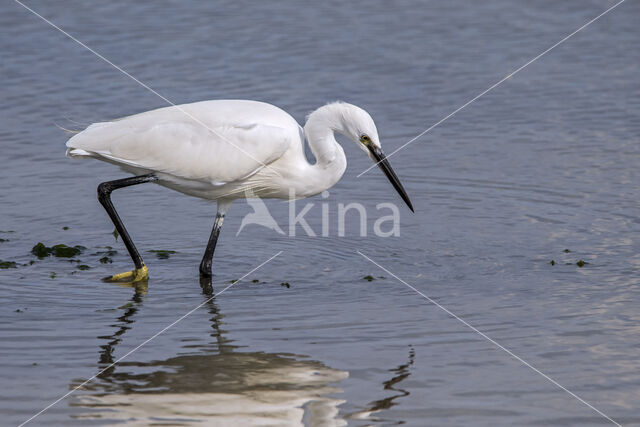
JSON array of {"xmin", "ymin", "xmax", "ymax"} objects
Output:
[
  {"xmin": 66, "ymin": 99, "xmax": 412, "ymax": 281},
  {"xmin": 67, "ymin": 100, "xmax": 300, "ymax": 199}
]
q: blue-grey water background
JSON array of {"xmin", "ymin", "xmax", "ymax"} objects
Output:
[{"xmin": 1, "ymin": 0, "xmax": 639, "ymax": 425}]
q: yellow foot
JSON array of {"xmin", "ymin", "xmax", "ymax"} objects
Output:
[{"xmin": 102, "ymin": 265, "xmax": 149, "ymax": 284}]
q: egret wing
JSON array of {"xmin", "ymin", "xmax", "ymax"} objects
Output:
[{"xmin": 67, "ymin": 119, "xmax": 291, "ymax": 185}]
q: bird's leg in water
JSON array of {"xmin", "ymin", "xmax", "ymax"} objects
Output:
[
  {"xmin": 199, "ymin": 212, "xmax": 225, "ymax": 278},
  {"xmin": 97, "ymin": 174, "xmax": 158, "ymax": 283}
]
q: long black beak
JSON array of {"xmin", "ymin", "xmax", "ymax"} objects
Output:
[{"xmin": 368, "ymin": 145, "xmax": 414, "ymax": 212}]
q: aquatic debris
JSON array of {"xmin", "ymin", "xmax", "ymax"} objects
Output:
[
  {"xmin": 112, "ymin": 227, "xmax": 119, "ymax": 241},
  {"xmin": 93, "ymin": 248, "xmax": 117, "ymax": 256},
  {"xmin": 252, "ymin": 279, "xmax": 259, "ymax": 283},
  {"xmin": 230, "ymin": 279, "xmax": 238, "ymax": 284},
  {"xmin": 363, "ymin": 275, "xmax": 375, "ymax": 282},
  {"xmin": 77, "ymin": 264, "xmax": 91, "ymax": 271},
  {"xmin": 62, "ymin": 226, "xmax": 69, "ymax": 230},
  {"xmin": 93, "ymin": 248, "xmax": 117, "ymax": 264},
  {"xmin": 31, "ymin": 243, "xmax": 50, "ymax": 258},
  {"xmin": 54, "ymin": 245, "xmax": 86, "ymax": 257},
  {"xmin": 550, "ymin": 249, "xmax": 590, "ymax": 268},
  {"xmin": 31, "ymin": 243, "xmax": 85, "ymax": 259},
  {"xmin": 0, "ymin": 238, "xmax": 8, "ymax": 243},
  {"xmin": 280, "ymin": 282, "xmax": 290, "ymax": 288},
  {"xmin": 149, "ymin": 250, "xmax": 177, "ymax": 259},
  {"xmin": 49, "ymin": 272, "xmax": 57, "ymax": 279},
  {"xmin": 0, "ymin": 260, "xmax": 18, "ymax": 269}
]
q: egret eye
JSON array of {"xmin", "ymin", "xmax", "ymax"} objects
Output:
[{"xmin": 360, "ymin": 135, "xmax": 371, "ymax": 144}]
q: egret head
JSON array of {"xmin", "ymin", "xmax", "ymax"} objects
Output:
[
  {"xmin": 337, "ymin": 103, "xmax": 414, "ymax": 212},
  {"xmin": 305, "ymin": 102, "xmax": 413, "ymax": 212}
]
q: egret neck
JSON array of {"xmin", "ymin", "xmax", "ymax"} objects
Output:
[{"xmin": 298, "ymin": 103, "xmax": 350, "ymax": 197}]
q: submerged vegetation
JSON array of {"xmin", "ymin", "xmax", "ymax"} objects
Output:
[
  {"xmin": 0, "ymin": 231, "xmax": 595, "ymax": 283},
  {"xmin": 0, "ymin": 260, "xmax": 18, "ymax": 269},
  {"xmin": 149, "ymin": 249, "xmax": 177, "ymax": 260},
  {"xmin": 1, "ymin": 236, "xmax": 121, "ymax": 276},
  {"xmin": 31, "ymin": 243, "xmax": 85, "ymax": 258},
  {"xmin": 550, "ymin": 249, "xmax": 590, "ymax": 268},
  {"xmin": 93, "ymin": 247, "xmax": 117, "ymax": 264}
]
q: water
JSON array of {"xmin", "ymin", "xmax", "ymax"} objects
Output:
[{"xmin": 1, "ymin": 0, "xmax": 639, "ymax": 425}]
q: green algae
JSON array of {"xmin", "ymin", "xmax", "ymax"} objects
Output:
[
  {"xmin": 0, "ymin": 260, "xmax": 18, "ymax": 269},
  {"xmin": 31, "ymin": 243, "xmax": 85, "ymax": 259},
  {"xmin": 149, "ymin": 250, "xmax": 177, "ymax": 260}
]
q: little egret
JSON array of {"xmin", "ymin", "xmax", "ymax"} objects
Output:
[{"xmin": 66, "ymin": 100, "xmax": 413, "ymax": 282}]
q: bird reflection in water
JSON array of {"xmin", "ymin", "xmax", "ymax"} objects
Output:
[
  {"xmin": 72, "ymin": 279, "xmax": 415, "ymax": 425},
  {"xmin": 346, "ymin": 345, "xmax": 415, "ymax": 423},
  {"xmin": 96, "ymin": 281, "xmax": 147, "ymax": 379},
  {"xmin": 72, "ymin": 280, "xmax": 349, "ymax": 426}
]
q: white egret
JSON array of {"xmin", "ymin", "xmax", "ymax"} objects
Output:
[{"xmin": 66, "ymin": 100, "xmax": 413, "ymax": 282}]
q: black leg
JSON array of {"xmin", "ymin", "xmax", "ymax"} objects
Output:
[
  {"xmin": 199, "ymin": 212, "xmax": 225, "ymax": 278},
  {"xmin": 97, "ymin": 174, "xmax": 158, "ymax": 282}
]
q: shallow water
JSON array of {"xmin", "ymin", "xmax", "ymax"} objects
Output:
[{"xmin": 1, "ymin": 0, "xmax": 640, "ymax": 425}]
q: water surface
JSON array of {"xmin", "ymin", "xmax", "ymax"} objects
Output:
[{"xmin": 1, "ymin": 1, "xmax": 639, "ymax": 425}]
